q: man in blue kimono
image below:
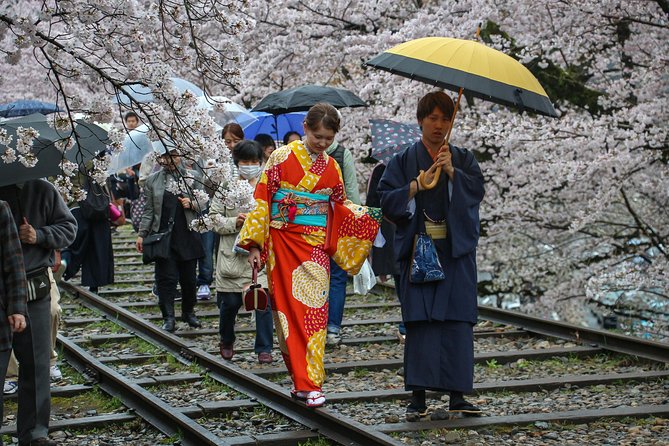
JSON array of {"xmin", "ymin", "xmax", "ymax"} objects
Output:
[{"xmin": 378, "ymin": 91, "xmax": 485, "ymax": 420}]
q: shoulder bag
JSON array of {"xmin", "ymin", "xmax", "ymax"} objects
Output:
[{"xmin": 142, "ymin": 203, "xmax": 177, "ymax": 264}]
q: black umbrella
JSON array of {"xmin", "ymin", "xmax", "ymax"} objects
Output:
[
  {"xmin": 0, "ymin": 114, "xmax": 109, "ymax": 187},
  {"xmin": 252, "ymin": 85, "xmax": 367, "ymax": 114}
]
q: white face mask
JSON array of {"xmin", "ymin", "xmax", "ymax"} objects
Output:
[{"xmin": 239, "ymin": 165, "xmax": 262, "ymax": 180}]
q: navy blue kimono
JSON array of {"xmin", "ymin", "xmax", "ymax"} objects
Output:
[{"xmin": 378, "ymin": 141, "xmax": 484, "ymax": 393}]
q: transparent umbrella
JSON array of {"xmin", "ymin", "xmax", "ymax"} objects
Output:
[
  {"xmin": 107, "ymin": 125, "xmax": 153, "ymax": 173},
  {"xmin": 197, "ymin": 96, "xmax": 257, "ymax": 129},
  {"xmin": 112, "ymin": 77, "xmax": 204, "ymax": 105}
]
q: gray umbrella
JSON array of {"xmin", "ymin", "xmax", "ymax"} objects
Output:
[
  {"xmin": 0, "ymin": 114, "xmax": 109, "ymax": 187},
  {"xmin": 252, "ymin": 85, "xmax": 367, "ymax": 114}
]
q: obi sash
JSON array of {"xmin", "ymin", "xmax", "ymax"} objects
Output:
[{"xmin": 270, "ymin": 188, "xmax": 329, "ymax": 227}]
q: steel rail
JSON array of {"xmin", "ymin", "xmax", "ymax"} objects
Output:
[
  {"xmin": 58, "ymin": 334, "xmax": 226, "ymax": 446},
  {"xmin": 477, "ymin": 305, "xmax": 669, "ymax": 363},
  {"xmin": 61, "ymin": 282, "xmax": 403, "ymax": 446}
]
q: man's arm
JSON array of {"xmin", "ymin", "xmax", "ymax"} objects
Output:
[
  {"xmin": 342, "ymin": 149, "xmax": 361, "ymax": 205},
  {"xmin": 32, "ymin": 183, "xmax": 77, "ymax": 250}
]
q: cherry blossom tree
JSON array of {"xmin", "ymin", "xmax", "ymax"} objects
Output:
[
  {"xmin": 0, "ymin": 0, "xmax": 255, "ymax": 208},
  {"xmin": 1, "ymin": 0, "xmax": 666, "ymax": 336}
]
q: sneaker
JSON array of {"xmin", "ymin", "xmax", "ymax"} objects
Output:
[
  {"xmin": 197, "ymin": 284, "xmax": 211, "ymax": 300},
  {"xmin": 326, "ymin": 332, "xmax": 341, "ymax": 346},
  {"xmin": 3, "ymin": 380, "xmax": 18, "ymax": 395},
  {"xmin": 50, "ymin": 364, "xmax": 63, "ymax": 381},
  {"xmin": 396, "ymin": 329, "xmax": 406, "ymax": 344}
]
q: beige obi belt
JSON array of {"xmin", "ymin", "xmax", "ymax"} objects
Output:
[{"xmin": 424, "ymin": 220, "xmax": 447, "ymax": 240}]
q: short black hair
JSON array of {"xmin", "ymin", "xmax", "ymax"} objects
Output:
[
  {"xmin": 124, "ymin": 111, "xmax": 139, "ymax": 122},
  {"xmin": 254, "ymin": 133, "xmax": 276, "ymax": 150},
  {"xmin": 232, "ymin": 140, "xmax": 263, "ymax": 166},
  {"xmin": 416, "ymin": 91, "xmax": 455, "ymax": 121},
  {"xmin": 283, "ymin": 131, "xmax": 301, "ymax": 146}
]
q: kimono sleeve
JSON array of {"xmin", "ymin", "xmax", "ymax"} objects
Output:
[
  {"xmin": 377, "ymin": 153, "xmax": 413, "ymax": 225},
  {"xmin": 449, "ymin": 148, "xmax": 485, "ymax": 258}
]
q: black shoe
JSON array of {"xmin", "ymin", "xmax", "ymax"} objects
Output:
[
  {"xmin": 161, "ymin": 317, "xmax": 176, "ymax": 332},
  {"xmin": 405, "ymin": 404, "xmax": 428, "ymax": 422},
  {"xmin": 27, "ymin": 438, "xmax": 57, "ymax": 446},
  {"xmin": 181, "ymin": 313, "xmax": 201, "ymax": 328},
  {"xmin": 449, "ymin": 400, "xmax": 482, "ymax": 417}
]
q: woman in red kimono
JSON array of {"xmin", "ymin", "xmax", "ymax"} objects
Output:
[{"xmin": 238, "ymin": 103, "xmax": 380, "ymax": 407}]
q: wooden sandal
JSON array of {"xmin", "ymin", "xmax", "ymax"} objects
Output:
[{"xmin": 305, "ymin": 391, "xmax": 325, "ymax": 408}]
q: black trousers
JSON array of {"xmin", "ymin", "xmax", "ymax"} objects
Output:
[
  {"xmin": 0, "ymin": 296, "xmax": 51, "ymax": 444},
  {"xmin": 155, "ymin": 256, "xmax": 197, "ymax": 317}
]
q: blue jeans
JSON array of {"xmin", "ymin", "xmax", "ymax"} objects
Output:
[
  {"xmin": 217, "ymin": 291, "xmax": 273, "ymax": 353},
  {"xmin": 327, "ymin": 258, "xmax": 348, "ymax": 334},
  {"xmin": 196, "ymin": 231, "xmax": 215, "ymax": 287}
]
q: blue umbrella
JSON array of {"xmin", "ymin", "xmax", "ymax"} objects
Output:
[
  {"xmin": 243, "ymin": 111, "xmax": 307, "ymax": 141},
  {"xmin": 370, "ymin": 119, "xmax": 422, "ymax": 164},
  {"xmin": 112, "ymin": 77, "xmax": 204, "ymax": 105},
  {"xmin": 0, "ymin": 100, "xmax": 60, "ymax": 118}
]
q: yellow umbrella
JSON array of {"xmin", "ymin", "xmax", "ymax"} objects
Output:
[{"xmin": 366, "ymin": 36, "xmax": 557, "ymax": 188}]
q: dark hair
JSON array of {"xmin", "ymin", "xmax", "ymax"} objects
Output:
[
  {"xmin": 416, "ymin": 91, "xmax": 455, "ymax": 121},
  {"xmin": 222, "ymin": 122, "xmax": 244, "ymax": 140},
  {"xmin": 254, "ymin": 133, "xmax": 276, "ymax": 150},
  {"xmin": 283, "ymin": 131, "xmax": 301, "ymax": 145},
  {"xmin": 304, "ymin": 103, "xmax": 340, "ymax": 133},
  {"xmin": 124, "ymin": 111, "xmax": 139, "ymax": 122},
  {"xmin": 232, "ymin": 140, "xmax": 263, "ymax": 166}
]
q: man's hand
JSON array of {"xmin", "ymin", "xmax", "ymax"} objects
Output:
[
  {"xmin": 178, "ymin": 196, "xmax": 192, "ymax": 209},
  {"xmin": 19, "ymin": 217, "xmax": 37, "ymax": 244},
  {"xmin": 236, "ymin": 213, "xmax": 247, "ymax": 229},
  {"xmin": 136, "ymin": 237, "xmax": 143, "ymax": 253},
  {"xmin": 8, "ymin": 314, "xmax": 26, "ymax": 333},
  {"xmin": 436, "ymin": 145, "xmax": 454, "ymax": 180}
]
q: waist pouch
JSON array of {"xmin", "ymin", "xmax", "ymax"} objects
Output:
[{"xmin": 26, "ymin": 267, "xmax": 51, "ymax": 302}]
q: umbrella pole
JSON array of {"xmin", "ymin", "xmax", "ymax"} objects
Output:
[{"xmin": 419, "ymin": 87, "xmax": 463, "ymax": 190}]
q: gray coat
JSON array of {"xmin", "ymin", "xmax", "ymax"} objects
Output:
[{"xmin": 138, "ymin": 168, "xmax": 203, "ymax": 238}]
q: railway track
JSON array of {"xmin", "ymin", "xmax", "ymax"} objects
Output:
[{"xmin": 3, "ymin": 228, "xmax": 667, "ymax": 445}]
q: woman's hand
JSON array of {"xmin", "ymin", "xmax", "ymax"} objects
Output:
[
  {"xmin": 136, "ymin": 237, "xmax": 143, "ymax": 253},
  {"xmin": 236, "ymin": 213, "xmax": 247, "ymax": 229},
  {"xmin": 247, "ymin": 246, "xmax": 261, "ymax": 269}
]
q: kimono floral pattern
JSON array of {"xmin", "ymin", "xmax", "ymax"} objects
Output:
[{"xmin": 238, "ymin": 140, "xmax": 381, "ymax": 392}]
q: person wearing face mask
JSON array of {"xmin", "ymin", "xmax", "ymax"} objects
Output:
[
  {"xmin": 237, "ymin": 103, "xmax": 381, "ymax": 408},
  {"xmin": 208, "ymin": 140, "xmax": 274, "ymax": 364}
]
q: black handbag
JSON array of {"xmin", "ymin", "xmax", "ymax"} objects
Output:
[{"xmin": 142, "ymin": 204, "xmax": 177, "ymax": 264}]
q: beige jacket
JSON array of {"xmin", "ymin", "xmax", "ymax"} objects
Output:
[{"xmin": 209, "ymin": 195, "xmax": 268, "ymax": 293}]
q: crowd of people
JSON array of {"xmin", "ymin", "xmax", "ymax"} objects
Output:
[{"xmin": 0, "ymin": 91, "xmax": 484, "ymax": 444}]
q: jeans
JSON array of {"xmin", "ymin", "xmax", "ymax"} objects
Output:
[
  {"xmin": 327, "ymin": 258, "xmax": 348, "ymax": 334},
  {"xmin": 217, "ymin": 291, "xmax": 273, "ymax": 353},
  {"xmin": 196, "ymin": 231, "xmax": 215, "ymax": 287}
]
